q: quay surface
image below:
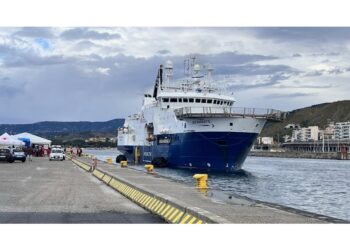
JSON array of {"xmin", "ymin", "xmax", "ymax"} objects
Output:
[
  {"xmin": 0, "ymin": 158, "xmax": 163, "ymax": 223},
  {"xmin": 72, "ymin": 156, "xmax": 347, "ymax": 224}
]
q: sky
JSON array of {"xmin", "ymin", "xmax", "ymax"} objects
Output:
[{"xmin": 1, "ymin": 27, "xmax": 350, "ymax": 123}]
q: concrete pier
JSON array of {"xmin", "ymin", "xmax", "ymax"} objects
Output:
[
  {"xmin": 0, "ymin": 158, "xmax": 163, "ymax": 223},
  {"xmin": 71, "ymin": 156, "xmax": 348, "ymax": 224}
]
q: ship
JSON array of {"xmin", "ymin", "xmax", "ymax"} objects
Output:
[{"xmin": 117, "ymin": 57, "xmax": 284, "ymax": 172}]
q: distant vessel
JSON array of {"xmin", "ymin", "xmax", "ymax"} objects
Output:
[{"xmin": 117, "ymin": 57, "xmax": 284, "ymax": 172}]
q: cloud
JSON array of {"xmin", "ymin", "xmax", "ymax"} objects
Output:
[
  {"xmin": 96, "ymin": 67, "xmax": 111, "ymax": 75},
  {"xmin": 1, "ymin": 27, "xmax": 350, "ymax": 123},
  {"xmin": 265, "ymin": 92, "xmax": 316, "ymax": 99},
  {"xmin": 157, "ymin": 49, "xmax": 171, "ymax": 55},
  {"xmin": 0, "ymin": 43, "xmax": 71, "ymax": 67},
  {"xmin": 13, "ymin": 27, "xmax": 54, "ymax": 38},
  {"xmin": 61, "ymin": 28, "xmax": 121, "ymax": 40}
]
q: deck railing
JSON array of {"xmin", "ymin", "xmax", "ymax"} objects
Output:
[{"xmin": 174, "ymin": 106, "xmax": 286, "ymax": 121}]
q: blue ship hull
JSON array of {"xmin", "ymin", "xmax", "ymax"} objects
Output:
[{"xmin": 117, "ymin": 131, "xmax": 258, "ymax": 172}]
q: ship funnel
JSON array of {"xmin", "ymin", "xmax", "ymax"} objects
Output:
[{"xmin": 164, "ymin": 60, "xmax": 173, "ymax": 83}]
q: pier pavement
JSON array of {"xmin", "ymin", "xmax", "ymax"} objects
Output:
[{"xmin": 0, "ymin": 158, "xmax": 163, "ymax": 223}]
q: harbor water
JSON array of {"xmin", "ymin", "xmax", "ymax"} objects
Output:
[{"xmin": 85, "ymin": 148, "xmax": 350, "ymax": 221}]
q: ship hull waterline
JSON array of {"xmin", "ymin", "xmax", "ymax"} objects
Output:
[{"xmin": 117, "ymin": 131, "xmax": 259, "ymax": 173}]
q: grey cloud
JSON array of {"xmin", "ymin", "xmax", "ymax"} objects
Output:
[
  {"xmin": 266, "ymin": 92, "xmax": 316, "ymax": 99},
  {"xmin": 227, "ymin": 72, "xmax": 293, "ymax": 91},
  {"xmin": 252, "ymin": 27, "xmax": 350, "ymax": 43},
  {"xmin": 292, "ymin": 53, "xmax": 302, "ymax": 57},
  {"xmin": 0, "ymin": 44, "xmax": 72, "ymax": 68},
  {"xmin": 214, "ymin": 63, "xmax": 297, "ymax": 76},
  {"xmin": 61, "ymin": 28, "xmax": 121, "ymax": 40},
  {"xmin": 13, "ymin": 27, "xmax": 54, "ymax": 38},
  {"xmin": 157, "ymin": 49, "xmax": 171, "ymax": 55}
]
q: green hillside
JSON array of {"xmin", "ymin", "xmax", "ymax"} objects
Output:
[{"xmin": 261, "ymin": 100, "xmax": 350, "ymax": 141}]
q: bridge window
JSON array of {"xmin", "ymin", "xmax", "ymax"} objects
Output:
[
  {"xmin": 183, "ymin": 98, "xmax": 188, "ymax": 102},
  {"xmin": 195, "ymin": 99, "xmax": 201, "ymax": 103},
  {"xmin": 170, "ymin": 98, "xmax": 177, "ymax": 102},
  {"xmin": 189, "ymin": 98, "xmax": 194, "ymax": 103},
  {"xmin": 178, "ymin": 98, "xmax": 183, "ymax": 102},
  {"xmin": 207, "ymin": 99, "xmax": 212, "ymax": 104},
  {"xmin": 220, "ymin": 101, "xmax": 223, "ymax": 105},
  {"xmin": 163, "ymin": 98, "xmax": 169, "ymax": 102},
  {"xmin": 201, "ymin": 99, "xmax": 206, "ymax": 103},
  {"xmin": 213, "ymin": 100, "xmax": 217, "ymax": 104}
]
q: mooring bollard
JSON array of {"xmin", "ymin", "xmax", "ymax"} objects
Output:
[
  {"xmin": 145, "ymin": 164, "xmax": 154, "ymax": 173},
  {"xmin": 193, "ymin": 174, "xmax": 208, "ymax": 189},
  {"xmin": 120, "ymin": 160, "xmax": 128, "ymax": 168},
  {"xmin": 107, "ymin": 158, "xmax": 113, "ymax": 164}
]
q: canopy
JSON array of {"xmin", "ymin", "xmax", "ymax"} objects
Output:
[
  {"xmin": 0, "ymin": 133, "xmax": 25, "ymax": 146},
  {"xmin": 13, "ymin": 132, "xmax": 51, "ymax": 145}
]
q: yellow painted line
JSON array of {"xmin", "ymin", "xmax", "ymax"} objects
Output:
[
  {"xmin": 130, "ymin": 190, "xmax": 137, "ymax": 199},
  {"xmin": 139, "ymin": 195, "xmax": 149, "ymax": 204},
  {"xmin": 154, "ymin": 201, "xmax": 163, "ymax": 212},
  {"xmin": 145, "ymin": 197, "xmax": 155, "ymax": 207},
  {"xmin": 127, "ymin": 188, "xmax": 135, "ymax": 197},
  {"xmin": 164, "ymin": 207, "xmax": 176, "ymax": 219},
  {"xmin": 125, "ymin": 187, "xmax": 132, "ymax": 196},
  {"xmin": 196, "ymin": 220, "xmax": 203, "ymax": 224},
  {"xmin": 172, "ymin": 211, "xmax": 184, "ymax": 223},
  {"xmin": 180, "ymin": 214, "xmax": 191, "ymax": 224},
  {"xmin": 150, "ymin": 200, "xmax": 160, "ymax": 211},
  {"xmin": 142, "ymin": 196, "xmax": 151, "ymax": 206},
  {"xmin": 154, "ymin": 202, "xmax": 165, "ymax": 213},
  {"xmin": 135, "ymin": 192, "xmax": 144, "ymax": 202},
  {"xmin": 188, "ymin": 217, "xmax": 197, "ymax": 224},
  {"xmin": 167, "ymin": 209, "xmax": 179, "ymax": 221},
  {"xmin": 149, "ymin": 199, "xmax": 159, "ymax": 209},
  {"xmin": 136, "ymin": 193, "xmax": 146, "ymax": 203},
  {"xmin": 160, "ymin": 205, "xmax": 171, "ymax": 216}
]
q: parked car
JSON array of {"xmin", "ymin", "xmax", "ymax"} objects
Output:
[
  {"xmin": 0, "ymin": 148, "xmax": 14, "ymax": 163},
  {"xmin": 12, "ymin": 148, "xmax": 26, "ymax": 162},
  {"xmin": 49, "ymin": 148, "xmax": 65, "ymax": 161}
]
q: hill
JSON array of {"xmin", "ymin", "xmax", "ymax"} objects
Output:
[
  {"xmin": 261, "ymin": 100, "xmax": 350, "ymax": 140},
  {"xmin": 0, "ymin": 119, "xmax": 124, "ymax": 137}
]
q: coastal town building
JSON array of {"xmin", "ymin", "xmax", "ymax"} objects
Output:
[
  {"xmin": 257, "ymin": 137, "xmax": 274, "ymax": 145},
  {"xmin": 291, "ymin": 126, "xmax": 319, "ymax": 142},
  {"xmin": 284, "ymin": 123, "xmax": 301, "ymax": 130},
  {"xmin": 334, "ymin": 122, "xmax": 350, "ymax": 139}
]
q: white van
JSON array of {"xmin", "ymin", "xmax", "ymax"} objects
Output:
[{"xmin": 49, "ymin": 148, "xmax": 65, "ymax": 161}]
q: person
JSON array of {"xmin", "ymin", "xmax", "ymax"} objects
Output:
[
  {"xmin": 91, "ymin": 157, "xmax": 97, "ymax": 172},
  {"xmin": 27, "ymin": 146, "xmax": 33, "ymax": 161}
]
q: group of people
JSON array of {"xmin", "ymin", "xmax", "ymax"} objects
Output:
[{"xmin": 65, "ymin": 147, "xmax": 83, "ymax": 157}]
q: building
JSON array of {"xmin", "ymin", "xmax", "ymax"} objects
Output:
[
  {"xmin": 291, "ymin": 126, "xmax": 319, "ymax": 142},
  {"xmin": 283, "ymin": 135, "xmax": 291, "ymax": 143},
  {"xmin": 334, "ymin": 122, "xmax": 350, "ymax": 140},
  {"xmin": 257, "ymin": 137, "xmax": 274, "ymax": 145},
  {"xmin": 284, "ymin": 123, "xmax": 301, "ymax": 130}
]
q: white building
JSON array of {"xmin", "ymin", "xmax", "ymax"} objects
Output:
[
  {"xmin": 291, "ymin": 126, "xmax": 319, "ymax": 142},
  {"xmin": 257, "ymin": 137, "xmax": 274, "ymax": 145},
  {"xmin": 334, "ymin": 122, "xmax": 350, "ymax": 139},
  {"xmin": 284, "ymin": 123, "xmax": 301, "ymax": 129},
  {"xmin": 283, "ymin": 135, "xmax": 291, "ymax": 143}
]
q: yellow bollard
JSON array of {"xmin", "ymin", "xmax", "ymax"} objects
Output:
[
  {"xmin": 120, "ymin": 160, "xmax": 128, "ymax": 168},
  {"xmin": 145, "ymin": 164, "xmax": 154, "ymax": 173},
  {"xmin": 193, "ymin": 174, "xmax": 208, "ymax": 189},
  {"xmin": 107, "ymin": 158, "xmax": 113, "ymax": 164}
]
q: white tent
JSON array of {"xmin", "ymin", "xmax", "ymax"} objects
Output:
[
  {"xmin": 13, "ymin": 132, "xmax": 51, "ymax": 146},
  {"xmin": 0, "ymin": 133, "xmax": 25, "ymax": 146}
]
